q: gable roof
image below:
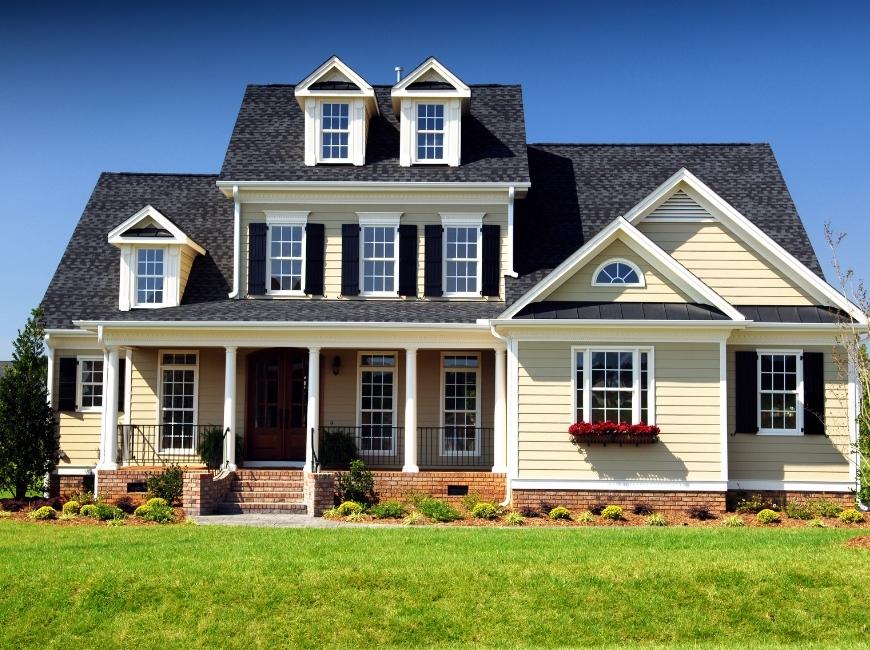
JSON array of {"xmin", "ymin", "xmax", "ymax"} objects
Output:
[
  {"xmin": 218, "ymin": 84, "xmax": 529, "ymax": 184},
  {"xmin": 107, "ymin": 204, "xmax": 205, "ymax": 254}
]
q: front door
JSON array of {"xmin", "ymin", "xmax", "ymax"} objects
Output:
[{"xmin": 246, "ymin": 349, "xmax": 308, "ymax": 462}]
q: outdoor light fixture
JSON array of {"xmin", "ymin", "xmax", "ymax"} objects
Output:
[{"xmin": 332, "ymin": 355, "xmax": 341, "ymax": 376}]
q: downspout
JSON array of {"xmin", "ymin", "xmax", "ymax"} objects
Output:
[
  {"xmin": 490, "ymin": 324, "xmax": 512, "ymax": 507},
  {"xmin": 228, "ymin": 184, "xmax": 241, "ymax": 299},
  {"xmin": 506, "ymin": 186, "xmax": 518, "ymax": 277}
]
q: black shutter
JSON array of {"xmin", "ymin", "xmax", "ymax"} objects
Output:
[
  {"xmin": 735, "ymin": 351, "xmax": 758, "ymax": 433},
  {"xmin": 248, "ymin": 223, "xmax": 267, "ymax": 295},
  {"xmin": 304, "ymin": 223, "xmax": 325, "ymax": 296},
  {"xmin": 117, "ymin": 357, "xmax": 126, "ymax": 413},
  {"xmin": 58, "ymin": 357, "xmax": 77, "ymax": 412},
  {"xmin": 424, "ymin": 224, "xmax": 443, "ymax": 297},
  {"xmin": 803, "ymin": 352, "xmax": 825, "ymax": 434},
  {"xmin": 341, "ymin": 224, "xmax": 360, "ymax": 296},
  {"xmin": 398, "ymin": 224, "xmax": 418, "ymax": 297},
  {"xmin": 481, "ymin": 224, "xmax": 500, "ymax": 297}
]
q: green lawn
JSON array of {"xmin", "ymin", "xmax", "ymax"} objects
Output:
[{"xmin": 0, "ymin": 522, "xmax": 867, "ymax": 648}]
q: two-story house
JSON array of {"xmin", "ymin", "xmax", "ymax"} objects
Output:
[{"xmin": 41, "ymin": 56, "xmax": 863, "ymax": 515}]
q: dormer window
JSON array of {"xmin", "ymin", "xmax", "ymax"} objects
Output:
[
  {"xmin": 136, "ymin": 248, "xmax": 165, "ymax": 305},
  {"xmin": 320, "ymin": 102, "xmax": 350, "ymax": 161},
  {"xmin": 592, "ymin": 259, "xmax": 644, "ymax": 287},
  {"xmin": 416, "ymin": 103, "xmax": 445, "ymax": 162}
]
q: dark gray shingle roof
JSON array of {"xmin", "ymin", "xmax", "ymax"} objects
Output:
[{"xmin": 219, "ymin": 85, "xmax": 530, "ymax": 184}]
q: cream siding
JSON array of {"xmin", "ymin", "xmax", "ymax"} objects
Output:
[
  {"xmin": 178, "ymin": 248, "xmax": 195, "ymax": 301},
  {"xmin": 545, "ymin": 240, "xmax": 691, "ymax": 303},
  {"xmin": 516, "ymin": 341, "xmax": 721, "ymax": 480},
  {"xmin": 727, "ymin": 344, "xmax": 851, "ymax": 483},
  {"xmin": 639, "ymin": 220, "xmax": 815, "ymax": 305}
]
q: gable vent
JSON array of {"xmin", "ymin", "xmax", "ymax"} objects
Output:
[{"xmin": 646, "ymin": 189, "xmax": 712, "ymax": 221}]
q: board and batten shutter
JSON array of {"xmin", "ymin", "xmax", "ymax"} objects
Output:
[
  {"xmin": 58, "ymin": 357, "xmax": 77, "ymax": 411},
  {"xmin": 802, "ymin": 352, "xmax": 825, "ymax": 435},
  {"xmin": 341, "ymin": 224, "xmax": 360, "ymax": 296},
  {"xmin": 734, "ymin": 350, "xmax": 758, "ymax": 433},
  {"xmin": 481, "ymin": 224, "xmax": 500, "ymax": 297},
  {"xmin": 424, "ymin": 224, "xmax": 443, "ymax": 297},
  {"xmin": 304, "ymin": 223, "xmax": 325, "ymax": 296},
  {"xmin": 117, "ymin": 357, "xmax": 126, "ymax": 413},
  {"xmin": 398, "ymin": 224, "xmax": 418, "ymax": 297},
  {"xmin": 248, "ymin": 223, "xmax": 267, "ymax": 295}
]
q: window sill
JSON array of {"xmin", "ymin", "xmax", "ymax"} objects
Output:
[
  {"xmin": 266, "ymin": 291, "xmax": 306, "ymax": 298},
  {"xmin": 76, "ymin": 407, "xmax": 104, "ymax": 414},
  {"xmin": 757, "ymin": 430, "xmax": 804, "ymax": 437},
  {"xmin": 132, "ymin": 303, "xmax": 171, "ymax": 309}
]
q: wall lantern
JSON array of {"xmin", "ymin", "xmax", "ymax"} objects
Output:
[{"xmin": 332, "ymin": 355, "xmax": 342, "ymax": 376}]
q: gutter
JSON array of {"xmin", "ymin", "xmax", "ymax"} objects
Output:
[
  {"xmin": 217, "ymin": 180, "xmax": 531, "ymax": 191},
  {"xmin": 72, "ymin": 319, "xmax": 493, "ymax": 331}
]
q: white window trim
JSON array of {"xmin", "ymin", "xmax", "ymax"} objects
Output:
[
  {"xmin": 156, "ymin": 350, "xmax": 199, "ymax": 454},
  {"xmin": 412, "ymin": 102, "xmax": 446, "ymax": 164},
  {"xmin": 756, "ymin": 348, "xmax": 804, "ymax": 436},
  {"xmin": 591, "ymin": 258, "xmax": 646, "ymax": 288},
  {"xmin": 265, "ymin": 212, "xmax": 309, "ymax": 296},
  {"xmin": 441, "ymin": 213, "xmax": 484, "ymax": 298},
  {"xmin": 315, "ymin": 100, "xmax": 351, "ymax": 164},
  {"xmin": 439, "ymin": 352, "xmax": 482, "ymax": 457},
  {"xmin": 356, "ymin": 351, "xmax": 398, "ymax": 456},
  {"xmin": 358, "ymin": 213, "xmax": 402, "ymax": 297},
  {"xmin": 132, "ymin": 246, "xmax": 169, "ymax": 309},
  {"xmin": 76, "ymin": 355, "xmax": 104, "ymax": 413},
  {"xmin": 571, "ymin": 346, "xmax": 656, "ymax": 425}
]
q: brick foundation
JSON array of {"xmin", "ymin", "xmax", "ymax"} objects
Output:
[
  {"xmin": 511, "ymin": 489, "xmax": 727, "ymax": 515},
  {"xmin": 48, "ymin": 474, "xmax": 94, "ymax": 500},
  {"xmin": 182, "ymin": 471, "xmax": 235, "ymax": 516},
  {"xmin": 304, "ymin": 472, "xmax": 336, "ymax": 516},
  {"xmin": 727, "ymin": 490, "xmax": 856, "ymax": 510},
  {"xmin": 96, "ymin": 469, "xmax": 160, "ymax": 504},
  {"xmin": 366, "ymin": 471, "xmax": 507, "ymax": 504}
]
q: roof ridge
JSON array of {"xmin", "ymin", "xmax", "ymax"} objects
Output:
[
  {"xmin": 101, "ymin": 171, "xmax": 218, "ymax": 178},
  {"xmin": 246, "ymin": 83, "xmax": 521, "ymax": 89}
]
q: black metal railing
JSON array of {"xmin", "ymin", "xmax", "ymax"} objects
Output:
[
  {"xmin": 318, "ymin": 426, "xmax": 494, "ymax": 470},
  {"xmin": 116, "ymin": 424, "xmax": 223, "ymax": 467}
]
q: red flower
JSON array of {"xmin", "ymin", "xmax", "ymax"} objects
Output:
[{"xmin": 567, "ymin": 421, "xmax": 660, "ymax": 445}]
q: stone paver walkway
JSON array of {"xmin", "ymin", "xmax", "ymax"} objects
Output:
[{"xmin": 191, "ymin": 514, "xmax": 344, "ymax": 527}]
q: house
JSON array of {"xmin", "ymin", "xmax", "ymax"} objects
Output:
[{"xmin": 41, "ymin": 56, "xmax": 863, "ymax": 515}]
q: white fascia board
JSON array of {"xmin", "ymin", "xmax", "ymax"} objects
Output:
[
  {"xmin": 107, "ymin": 205, "xmax": 205, "ymax": 255},
  {"xmin": 511, "ymin": 479, "xmax": 728, "ymax": 492},
  {"xmin": 391, "ymin": 57, "xmax": 471, "ymax": 111},
  {"xmin": 294, "ymin": 55, "xmax": 378, "ymax": 114},
  {"xmin": 216, "ymin": 180, "xmax": 530, "ymax": 191},
  {"xmin": 625, "ymin": 168, "xmax": 867, "ymax": 324},
  {"xmin": 72, "ymin": 319, "xmax": 490, "ymax": 331},
  {"xmin": 498, "ymin": 217, "xmax": 744, "ymax": 321}
]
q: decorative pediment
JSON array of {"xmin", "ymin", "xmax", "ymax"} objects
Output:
[
  {"xmin": 107, "ymin": 205, "xmax": 204, "ymax": 253},
  {"xmin": 294, "ymin": 55, "xmax": 377, "ymax": 115},
  {"xmin": 391, "ymin": 57, "xmax": 470, "ymax": 112}
]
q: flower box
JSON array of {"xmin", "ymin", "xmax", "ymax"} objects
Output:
[{"xmin": 568, "ymin": 421, "xmax": 660, "ymax": 447}]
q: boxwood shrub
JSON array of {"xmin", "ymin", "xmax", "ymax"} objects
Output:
[
  {"xmin": 756, "ymin": 509, "xmax": 781, "ymax": 525},
  {"xmin": 548, "ymin": 506, "xmax": 571, "ymax": 521},
  {"xmin": 471, "ymin": 502, "xmax": 499, "ymax": 520},
  {"xmin": 28, "ymin": 506, "xmax": 56, "ymax": 520},
  {"xmin": 418, "ymin": 498, "xmax": 461, "ymax": 522}
]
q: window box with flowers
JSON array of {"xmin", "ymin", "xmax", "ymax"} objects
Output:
[{"xmin": 568, "ymin": 421, "xmax": 661, "ymax": 447}]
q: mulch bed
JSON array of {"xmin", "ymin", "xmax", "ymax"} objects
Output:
[
  {"xmin": 0, "ymin": 497, "xmax": 186, "ymax": 526},
  {"xmin": 845, "ymin": 535, "xmax": 870, "ymax": 549}
]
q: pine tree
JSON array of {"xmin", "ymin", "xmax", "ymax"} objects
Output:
[{"xmin": 0, "ymin": 307, "xmax": 59, "ymax": 499}]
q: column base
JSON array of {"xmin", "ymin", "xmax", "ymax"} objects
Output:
[
  {"xmin": 491, "ymin": 465, "xmax": 508, "ymax": 474},
  {"xmin": 95, "ymin": 462, "xmax": 118, "ymax": 471},
  {"xmin": 402, "ymin": 464, "xmax": 420, "ymax": 473}
]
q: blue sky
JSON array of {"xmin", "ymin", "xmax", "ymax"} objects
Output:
[{"xmin": 1, "ymin": 1, "xmax": 868, "ymax": 357}]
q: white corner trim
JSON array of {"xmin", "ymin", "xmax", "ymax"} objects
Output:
[
  {"xmin": 719, "ymin": 340, "xmax": 728, "ymax": 481},
  {"xmin": 727, "ymin": 480, "xmax": 855, "ymax": 493},
  {"xmin": 107, "ymin": 205, "xmax": 205, "ymax": 255},
  {"xmin": 590, "ymin": 258, "xmax": 646, "ymax": 288},
  {"xmin": 511, "ymin": 479, "xmax": 728, "ymax": 492},
  {"xmin": 498, "ymin": 216, "xmax": 745, "ymax": 321}
]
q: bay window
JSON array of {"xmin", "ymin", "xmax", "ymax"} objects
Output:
[{"xmin": 573, "ymin": 347, "xmax": 654, "ymax": 424}]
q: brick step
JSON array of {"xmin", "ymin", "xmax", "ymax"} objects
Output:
[
  {"xmin": 224, "ymin": 493, "xmax": 303, "ymax": 503},
  {"xmin": 234, "ymin": 470, "xmax": 304, "ymax": 478},
  {"xmin": 216, "ymin": 502, "xmax": 307, "ymax": 515},
  {"xmin": 230, "ymin": 480, "xmax": 304, "ymax": 490}
]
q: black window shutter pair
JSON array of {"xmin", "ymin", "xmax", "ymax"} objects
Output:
[
  {"xmin": 734, "ymin": 351, "xmax": 824, "ymax": 434},
  {"xmin": 248, "ymin": 223, "xmax": 325, "ymax": 296},
  {"xmin": 56, "ymin": 357, "xmax": 126, "ymax": 413},
  {"xmin": 342, "ymin": 224, "xmax": 418, "ymax": 296}
]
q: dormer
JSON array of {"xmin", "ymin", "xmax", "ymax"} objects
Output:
[
  {"xmin": 108, "ymin": 205, "xmax": 205, "ymax": 311},
  {"xmin": 391, "ymin": 57, "xmax": 470, "ymax": 167},
  {"xmin": 295, "ymin": 56, "xmax": 378, "ymax": 167}
]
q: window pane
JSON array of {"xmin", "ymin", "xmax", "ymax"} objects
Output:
[
  {"xmin": 161, "ymin": 357, "xmax": 197, "ymax": 450},
  {"xmin": 758, "ymin": 352, "xmax": 800, "ymax": 432},
  {"xmin": 136, "ymin": 248, "xmax": 165, "ymax": 304},
  {"xmin": 443, "ymin": 358, "xmax": 479, "ymax": 454},
  {"xmin": 444, "ymin": 226, "xmax": 478, "ymax": 294},
  {"xmin": 594, "ymin": 261, "xmax": 640, "ymax": 285},
  {"xmin": 361, "ymin": 226, "xmax": 396, "ymax": 294},
  {"xmin": 416, "ymin": 103, "xmax": 445, "ymax": 160},
  {"xmin": 321, "ymin": 103, "xmax": 350, "ymax": 159},
  {"xmin": 588, "ymin": 349, "xmax": 635, "ymax": 424},
  {"xmin": 269, "ymin": 225, "xmax": 304, "ymax": 292}
]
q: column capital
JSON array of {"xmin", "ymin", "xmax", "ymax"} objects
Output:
[
  {"xmin": 405, "ymin": 345, "xmax": 419, "ymax": 353},
  {"xmin": 224, "ymin": 345, "xmax": 238, "ymax": 353},
  {"xmin": 308, "ymin": 346, "xmax": 321, "ymax": 354}
]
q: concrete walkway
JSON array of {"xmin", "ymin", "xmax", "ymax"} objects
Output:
[{"xmin": 191, "ymin": 514, "xmax": 345, "ymax": 527}]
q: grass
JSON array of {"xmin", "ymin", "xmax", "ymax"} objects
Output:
[{"xmin": 0, "ymin": 522, "xmax": 868, "ymax": 648}]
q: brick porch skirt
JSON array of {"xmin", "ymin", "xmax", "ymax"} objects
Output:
[
  {"xmin": 92, "ymin": 468, "xmax": 234, "ymax": 514},
  {"xmin": 48, "ymin": 474, "xmax": 93, "ymax": 500},
  {"xmin": 726, "ymin": 490, "xmax": 856, "ymax": 509},
  {"xmin": 511, "ymin": 489, "xmax": 728, "ymax": 514},
  {"xmin": 369, "ymin": 471, "xmax": 507, "ymax": 504}
]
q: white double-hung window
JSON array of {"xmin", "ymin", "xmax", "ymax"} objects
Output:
[
  {"xmin": 77, "ymin": 357, "xmax": 104, "ymax": 412},
  {"xmin": 441, "ymin": 214, "xmax": 483, "ymax": 297},
  {"xmin": 319, "ymin": 102, "xmax": 350, "ymax": 161},
  {"xmin": 358, "ymin": 353, "xmax": 396, "ymax": 454},
  {"xmin": 757, "ymin": 350, "xmax": 802, "ymax": 435},
  {"xmin": 266, "ymin": 212, "xmax": 308, "ymax": 295},
  {"xmin": 159, "ymin": 351, "xmax": 198, "ymax": 452},
  {"xmin": 573, "ymin": 347, "xmax": 654, "ymax": 424},
  {"xmin": 135, "ymin": 248, "xmax": 165, "ymax": 306},
  {"xmin": 358, "ymin": 213, "xmax": 401, "ymax": 296},
  {"xmin": 415, "ymin": 103, "xmax": 445, "ymax": 162},
  {"xmin": 442, "ymin": 353, "xmax": 480, "ymax": 456}
]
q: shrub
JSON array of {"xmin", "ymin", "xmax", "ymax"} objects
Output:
[
  {"xmin": 806, "ymin": 518, "xmax": 828, "ymax": 528},
  {"xmin": 601, "ymin": 505, "xmax": 624, "ymax": 521},
  {"xmin": 196, "ymin": 425, "xmax": 226, "ymax": 470},
  {"xmin": 335, "ymin": 501, "xmax": 364, "ymax": 517},
  {"xmin": 28, "ymin": 506, "xmax": 56, "ymax": 520},
  {"xmin": 505, "ymin": 512, "xmax": 524, "ymax": 526},
  {"xmin": 811, "ymin": 499, "xmax": 843, "ymax": 518},
  {"xmin": 461, "ymin": 492, "xmax": 482, "ymax": 511},
  {"xmin": 722, "ymin": 515, "xmax": 745, "ymax": 528},
  {"xmin": 58, "ymin": 513, "xmax": 76, "ymax": 521},
  {"xmin": 519, "ymin": 506, "xmax": 539, "ymax": 518},
  {"xmin": 92, "ymin": 503, "xmax": 126, "ymax": 521},
  {"xmin": 62, "ymin": 500, "xmax": 81, "ymax": 515},
  {"xmin": 369, "ymin": 501, "xmax": 406, "ymax": 519},
  {"xmin": 322, "ymin": 508, "xmax": 341, "ymax": 520},
  {"xmin": 576, "ymin": 511, "xmax": 595, "ymax": 523},
  {"xmin": 589, "ymin": 503, "xmax": 606, "ymax": 516},
  {"xmin": 346, "ymin": 511, "xmax": 366, "ymax": 522},
  {"xmin": 405, "ymin": 491, "xmax": 428, "ymax": 508},
  {"xmin": 0, "ymin": 510, "xmax": 11, "ymax": 519},
  {"xmin": 418, "ymin": 498, "xmax": 461, "ymax": 522},
  {"xmin": 646, "ymin": 513, "xmax": 668, "ymax": 527},
  {"xmin": 113, "ymin": 496, "xmax": 136, "ymax": 514},
  {"xmin": 147, "ymin": 465, "xmax": 183, "ymax": 504},
  {"xmin": 687, "ymin": 505, "xmax": 715, "ymax": 521},
  {"xmin": 106, "ymin": 518, "xmax": 125, "ymax": 527},
  {"xmin": 80, "ymin": 504, "xmax": 97, "ymax": 518},
  {"xmin": 336, "ymin": 460, "xmax": 375, "ymax": 504},
  {"xmin": 735, "ymin": 494, "xmax": 779, "ymax": 514},
  {"xmin": 632, "ymin": 503, "xmax": 653, "ymax": 516},
  {"xmin": 756, "ymin": 509, "xmax": 781, "ymax": 525},
  {"xmin": 68, "ymin": 490, "xmax": 95, "ymax": 506},
  {"xmin": 402, "ymin": 512, "xmax": 423, "ymax": 526},
  {"xmin": 146, "ymin": 497, "xmax": 169, "ymax": 509},
  {"xmin": 785, "ymin": 501, "xmax": 815, "ymax": 520},
  {"xmin": 136, "ymin": 502, "xmax": 174, "ymax": 523},
  {"xmin": 319, "ymin": 428, "xmax": 359, "ymax": 469},
  {"xmin": 548, "ymin": 506, "xmax": 571, "ymax": 521},
  {"xmin": 471, "ymin": 502, "xmax": 499, "ymax": 520},
  {"xmin": 838, "ymin": 509, "xmax": 865, "ymax": 524}
]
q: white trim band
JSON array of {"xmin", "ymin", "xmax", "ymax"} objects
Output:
[
  {"xmin": 727, "ymin": 480, "xmax": 855, "ymax": 493},
  {"xmin": 511, "ymin": 479, "xmax": 728, "ymax": 492}
]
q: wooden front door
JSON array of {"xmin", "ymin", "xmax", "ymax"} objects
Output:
[{"xmin": 246, "ymin": 349, "xmax": 308, "ymax": 462}]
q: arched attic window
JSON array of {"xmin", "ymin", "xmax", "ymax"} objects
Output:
[{"xmin": 592, "ymin": 259, "xmax": 645, "ymax": 287}]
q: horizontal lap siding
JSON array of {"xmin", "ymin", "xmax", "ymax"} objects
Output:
[
  {"xmin": 517, "ymin": 341, "xmax": 721, "ymax": 480},
  {"xmin": 727, "ymin": 345, "xmax": 851, "ymax": 482},
  {"xmin": 639, "ymin": 222, "xmax": 814, "ymax": 305},
  {"xmin": 546, "ymin": 240, "xmax": 690, "ymax": 303},
  {"xmin": 55, "ymin": 348, "xmax": 111, "ymax": 467}
]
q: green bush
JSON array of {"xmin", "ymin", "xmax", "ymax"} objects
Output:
[
  {"xmin": 461, "ymin": 492, "xmax": 482, "ymax": 511},
  {"xmin": 346, "ymin": 511, "xmax": 366, "ymax": 522},
  {"xmin": 838, "ymin": 509, "xmax": 865, "ymax": 524},
  {"xmin": 68, "ymin": 491, "xmax": 95, "ymax": 506},
  {"xmin": 505, "ymin": 512, "xmax": 524, "ymax": 526},
  {"xmin": 80, "ymin": 504, "xmax": 97, "ymax": 518},
  {"xmin": 28, "ymin": 506, "xmax": 56, "ymax": 520},
  {"xmin": 646, "ymin": 513, "xmax": 668, "ymax": 527},
  {"xmin": 57, "ymin": 513, "xmax": 76, "ymax": 521},
  {"xmin": 135, "ymin": 502, "xmax": 174, "ymax": 523},
  {"xmin": 369, "ymin": 501, "xmax": 406, "ymax": 519},
  {"xmin": 859, "ymin": 458, "xmax": 870, "ymax": 508},
  {"xmin": 321, "ymin": 508, "xmax": 341, "ymax": 520},
  {"xmin": 471, "ymin": 502, "xmax": 499, "ymax": 520},
  {"xmin": 548, "ymin": 506, "xmax": 571, "ymax": 521},
  {"xmin": 147, "ymin": 465, "xmax": 184, "ymax": 504},
  {"xmin": 756, "ymin": 509, "xmax": 781, "ymax": 525},
  {"xmin": 106, "ymin": 518, "xmax": 125, "ymax": 527},
  {"xmin": 601, "ymin": 505, "xmax": 624, "ymax": 521},
  {"xmin": 722, "ymin": 515, "xmax": 745, "ymax": 528},
  {"xmin": 402, "ymin": 512, "xmax": 423, "ymax": 526},
  {"xmin": 319, "ymin": 428, "xmax": 359, "ymax": 469},
  {"xmin": 576, "ymin": 511, "xmax": 595, "ymax": 523},
  {"xmin": 145, "ymin": 497, "xmax": 169, "ymax": 509},
  {"xmin": 62, "ymin": 500, "xmax": 81, "ymax": 515},
  {"xmin": 811, "ymin": 499, "xmax": 843, "ymax": 518},
  {"xmin": 806, "ymin": 518, "xmax": 828, "ymax": 528},
  {"xmin": 735, "ymin": 494, "xmax": 779, "ymax": 514},
  {"xmin": 785, "ymin": 501, "xmax": 815, "ymax": 520},
  {"xmin": 335, "ymin": 501, "xmax": 364, "ymax": 517},
  {"xmin": 0, "ymin": 510, "xmax": 11, "ymax": 519},
  {"xmin": 418, "ymin": 498, "xmax": 461, "ymax": 522},
  {"xmin": 91, "ymin": 502, "xmax": 126, "ymax": 521},
  {"xmin": 336, "ymin": 460, "xmax": 375, "ymax": 504},
  {"xmin": 196, "ymin": 426, "xmax": 226, "ymax": 470}
]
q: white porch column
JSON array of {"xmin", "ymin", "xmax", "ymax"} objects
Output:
[
  {"xmin": 305, "ymin": 347, "xmax": 321, "ymax": 473},
  {"xmin": 403, "ymin": 346, "xmax": 419, "ymax": 472},
  {"xmin": 492, "ymin": 347, "xmax": 508, "ymax": 473},
  {"xmin": 97, "ymin": 346, "xmax": 119, "ymax": 470},
  {"xmin": 223, "ymin": 346, "xmax": 238, "ymax": 470}
]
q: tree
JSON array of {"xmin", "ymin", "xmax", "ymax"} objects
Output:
[{"xmin": 0, "ymin": 307, "xmax": 59, "ymax": 498}]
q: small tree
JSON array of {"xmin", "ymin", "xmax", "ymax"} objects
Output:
[{"xmin": 0, "ymin": 307, "xmax": 59, "ymax": 498}]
